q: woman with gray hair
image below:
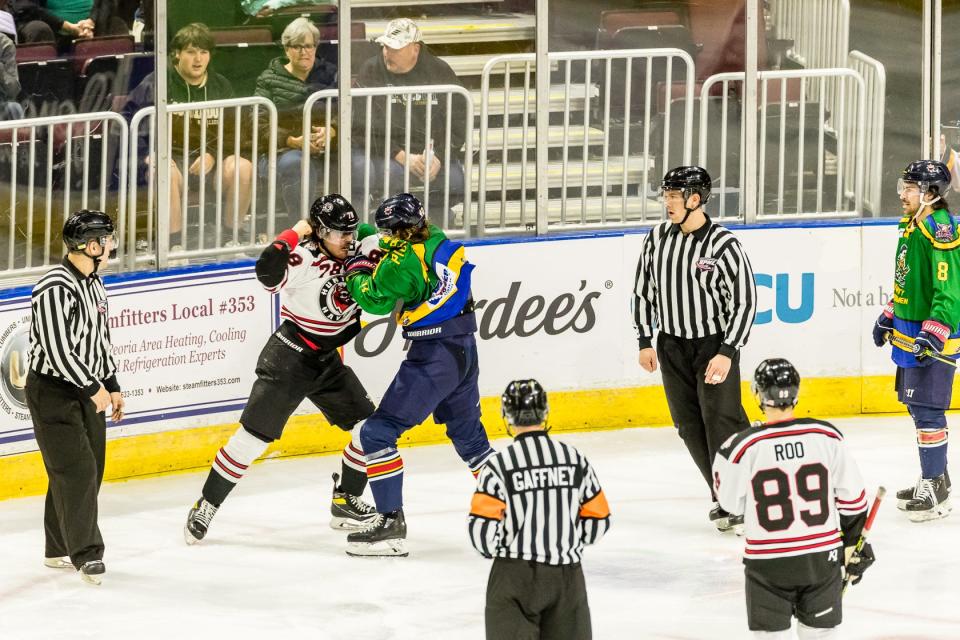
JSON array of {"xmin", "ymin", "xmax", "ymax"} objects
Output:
[{"xmin": 254, "ymin": 17, "xmax": 337, "ymax": 225}]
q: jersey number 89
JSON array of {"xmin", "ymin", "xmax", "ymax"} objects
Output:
[{"xmin": 751, "ymin": 463, "xmax": 829, "ymax": 532}]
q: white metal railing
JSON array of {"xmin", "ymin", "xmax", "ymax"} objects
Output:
[
  {"xmin": 304, "ymin": 85, "xmax": 474, "ymax": 232},
  {"xmin": 476, "ymin": 48, "xmax": 695, "ymax": 234},
  {"xmin": 700, "ymin": 68, "xmax": 866, "ymax": 220},
  {"xmin": 772, "ymin": 0, "xmax": 850, "ymax": 70},
  {"xmin": 0, "ymin": 112, "xmax": 128, "ymax": 280},
  {"xmin": 128, "ymin": 97, "xmax": 277, "ymax": 269},
  {"xmin": 299, "ymin": 90, "xmax": 337, "ymax": 217},
  {"xmin": 848, "ymin": 51, "xmax": 886, "ymax": 215},
  {"xmin": 0, "ymin": 50, "xmax": 888, "ymax": 283}
]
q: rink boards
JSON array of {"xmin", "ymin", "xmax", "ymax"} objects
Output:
[{"xmin": 0, "ymin": 219, "xmax": 930, "ymax": 499}]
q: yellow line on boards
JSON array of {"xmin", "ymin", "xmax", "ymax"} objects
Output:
[{"xmin": 0, "ymin": 375, "xmax": 926, "ymax": 501}]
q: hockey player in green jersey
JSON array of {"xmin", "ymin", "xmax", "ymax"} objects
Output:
[
  {"xmin": 341, "ymin": 192, "xmax": 494, "ymax": 556},
  {"xmin": 873, "ymin": 160, "xmax": 959, "ymax": 521}
]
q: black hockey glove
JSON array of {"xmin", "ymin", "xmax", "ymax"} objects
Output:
[
  {"xmin": 344, "ymin": 255, "xmax": 377, "ymax": 278},
  {"xmin": 872, "ymin": 302, "xmax": 893, "ymax": 348},
  {"xmin": 844, "ymin": 542, "xmax": 875, "ymax": 585},
  {"xmin": 914, "ymin": 319, "xmax": 950, "ymax": 357}
]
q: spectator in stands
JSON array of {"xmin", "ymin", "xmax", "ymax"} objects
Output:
[
  {"xmin": 123, "ymin": 23, "xmax": 254, "ymax": 250},
  {"xmin": 0, "ymin": 30, "xmax": 22, "ymax": 120},
  {"xmin": 353, "ymin": 18, "xmax": 467, "ymax": 225},
  {"xmin": 239, "ymin": 0, "xmax": 318, "ymax": 19},
  {"xmin": 12, "ymin": 0, "xmax": 127, "ymax": 45},
  {"xmin": 0, "ymin": 1, "xmax": 16, "ymax": 43},
  {"xmin": 253, "ymin": 16, "xmax": 336, "ymax": 224}
]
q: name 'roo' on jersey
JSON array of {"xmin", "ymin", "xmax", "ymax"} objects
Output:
[
  {"xmin": 712, "ymin": 418, "xmax": 868, "ymax": 560},
  {"xmin": 256, "ymin": 224, "xmax": 380, "ymax": 350}
]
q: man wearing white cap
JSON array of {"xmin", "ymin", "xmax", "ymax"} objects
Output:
[{"xmin": 353, "ymin": 18, "xmax": 467, "ymax": 225}]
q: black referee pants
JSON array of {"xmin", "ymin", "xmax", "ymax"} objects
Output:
[
  {"xmin": 657, "ymin": 332, "xmax": 750, "ymax": 497},
  {"xmin": 485, "ymin": 557, "xmax": 591, "ymax": 640},
  {"xmin": 25, "ymin": 372, "xmax": 106, "ymax": 569}
]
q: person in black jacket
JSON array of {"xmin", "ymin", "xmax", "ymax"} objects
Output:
[
  {"xmin": 123, "ymin": 23, "xmax": 253, "ymax": 250},
  {"xmin": 12, "ymin": 0, "xmax": 127, "ymax": 45},
  {"xmin": 353, "ymin": 18, "xmax": 467, "ymax": 226},
  {"xmin": 254, "ymin": 16, "xmax": 337, "ymax": 226}
]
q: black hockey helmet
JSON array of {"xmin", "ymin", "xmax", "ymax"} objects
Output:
[
  {"xmin": 501, "ymin": 379, "xmax": 549, "ymax": 428},
  {"xmin": 752, "ymin": 358, "xmax": 801, "ymax": 410},
  {"xmin": 62, "ymin": 209, "xmax": 115, "ymax": 253},
  {"xmin": 375, "ymin": 193, "xmax": 426, "ymax": 235},
  {"xmin": 661, "ymin": 165, "xmax": 712, "ymax": 207},
  {"xmin": 309, "ymin": 193, "xmax": 359, "ymax": 239},
  {"xmin": 900, "ymin": 160, "xmax": 950, "ymax": 197}
]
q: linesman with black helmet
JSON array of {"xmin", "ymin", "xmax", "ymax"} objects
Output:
[
  {"xmin": 468, "ymin": 380, "xmax": 611, "ymax": 640},
  {"xmin": 26, "ymin": 210, "xmax": 123, "ymax": 585},
  {"xmin": 633, "ymin": 166, "xmax": 757, "ymax": 532}
]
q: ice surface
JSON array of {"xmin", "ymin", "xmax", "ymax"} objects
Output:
[{"xmin": 1, "ymin": 416, "xmax": 957, "ymax": 639}]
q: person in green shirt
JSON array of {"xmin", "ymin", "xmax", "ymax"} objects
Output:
[
  {"xmin": 873, "ymin": 160, "xmax": 960, "ymax": 522},
  {"xmin": 341, "ymin": 192, "xmax": 494, "ymax": 557}
]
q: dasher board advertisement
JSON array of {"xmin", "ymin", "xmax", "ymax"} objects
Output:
[{"xmin": 0, "ymin": 264, "xmax": 275, "ymax": 453}]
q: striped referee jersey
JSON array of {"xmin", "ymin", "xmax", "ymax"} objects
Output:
[
  {"xmin": 468, "ymin": 431, "xmax": 611, "ymax": 565},
  {"xmin": 712, "ymin": 418, "xmax": 869, "ymax": 560},
  {"xmin": 29, "ymin": 258, "xmax": 118, "ymax": 395},
  {"xmin": 633, "ymin": 216, "xmax": 756, "ymax": 356}
]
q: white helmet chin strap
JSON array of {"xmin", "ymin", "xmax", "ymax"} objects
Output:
[{"xmin": 913, "ymin": 191, "xmax": 942, "ymax": 224}]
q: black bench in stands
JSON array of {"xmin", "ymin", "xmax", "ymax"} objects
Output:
[{"xmin": 17, "ymin": 59, "xmax": 75, "ymax": 115}]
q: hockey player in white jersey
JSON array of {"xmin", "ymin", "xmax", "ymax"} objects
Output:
[
  {"xmin": 184, "ymin": 194, "xmax": 381, "ymax": 544},
  {"xmin": 712, "ymin": 359, "xmax": 876, "ymax": 639}
]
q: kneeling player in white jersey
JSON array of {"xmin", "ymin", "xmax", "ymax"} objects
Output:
[
  {"xmin": 712, "ymin": 359, "xmax": 876, "ymax": 639},
  {"xmin": 184, "ymin": 194, "xmax": 381, "ymax": 543}
]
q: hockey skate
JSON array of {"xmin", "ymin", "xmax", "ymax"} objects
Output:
[
  {"xmin": 709, "ymin": 503, "xmax": 735, "ymax": 532},
  {"xmin": 896, "ymin": 479, "xmax": 920, "ymax": 511},
  {"xmin": 330, "ymin": 473, "xmax": 378, "ymax": 531},
  {"xmin": 184, "ymin": 497, "xmax": 219, "ymax": 544},
  {"xmin": 898, "ymin": 469, "xmax": 951, "ymax": 511},
  {"xmin": 43, "ymin": 556, "xmax": 72, "ymax": 569},
  {"xmin": 79, "ymin": 560, "xmax": 105, "ymax": 585},
  {"xmin": 729, "ymin": 514, "xmax": 745, "ymax": 536},
  {"xmin": 905, "ymin": 474, "xmax": 952, "ymax": 522},
  {"xmin": 345, "ymin": 509, "xmax": 408, "ymax": 557}
]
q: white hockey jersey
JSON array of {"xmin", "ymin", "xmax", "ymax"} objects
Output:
[
  {"xmin": 712, "ymin": 417, "xmax": 868, "ymax": 560},
  {"xmin": 260, "ymin": 232, "xmax": 380, "ymax": 347}
]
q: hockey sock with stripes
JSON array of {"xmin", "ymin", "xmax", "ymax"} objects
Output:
[
  {"xmin": 365, "ymin": 447, "xmax": 404, "ymax": 514},
  {"xmin": 468, "ymin": 446, "xmax": 496, "ymax": 478},
  {"xmin": 917, "ymin": 427, "xmax": 948, "ymax": 478},
  {"xmin": 338, "ymin": 424, "xmax": 368, "ymax": 496},
  {"xmin": 201, "ymin": 426, "xmax": 271, "ymax": 506}
]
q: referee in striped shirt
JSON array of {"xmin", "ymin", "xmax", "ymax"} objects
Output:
[
  {"xmin": 633, "ymin": 166, "xmax": 757, "ymax": 531},
  {"xmin": 468, "ymin": 380, "xmax": 610, "ymax": 640},
  {"xmin": 25, "ymin": 210, "xmax": 124, "ymax": 585}
]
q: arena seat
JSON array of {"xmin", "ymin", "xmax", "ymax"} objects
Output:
[
  {"xmin": 211, "ymin": 26, "xmax": 274, "ymax": 46},
  {"xmin": 17, "ymin": 59, "xmax": 75, "ymax": 110},
  {"xmin": 596, "ymin": 9, "xmax": 684, "ymax": 48},
  {"xmin": 212, "ymin": 43, "xmax": 283, "ymax": 97},
  {"xmin": 71, "ymin": 35, "xmax": 135, "ymax": 74},
  {"xmin": 688, "ymin": 0, "xmax": 768, "ymax": 81},
  {"xmin": 15, "ymin": 43, "xmax": 57, "ymax": 64}
]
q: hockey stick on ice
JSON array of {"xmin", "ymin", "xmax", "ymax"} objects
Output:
[
  {"xmin": 842, "ymin": 486, "xmax": 886, "ymax": 596},
  {"xmin": 885, "ymin": 333, "xmax": 958, "ymax": 368}
]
